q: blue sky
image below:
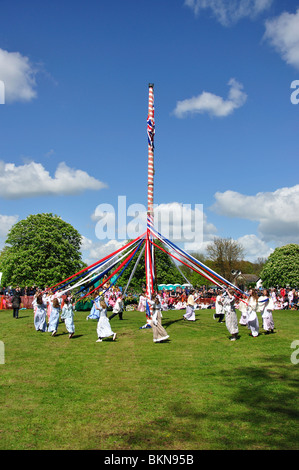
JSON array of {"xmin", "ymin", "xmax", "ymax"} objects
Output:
[{"xmin": 0, "ymin": 0, "xmax": 299, "ymax": 264}]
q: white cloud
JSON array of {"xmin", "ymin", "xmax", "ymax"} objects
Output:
[
  {"xmin": 81, "ymin": 238, "xmax": 127, "ymax": 266},
  {"xmin": 0, "ymin": 214, "xmax": 19, "ymax": 250},
  {"xmin": 185, "ymin": 0, "xmax": 273, "ymax": 26},
  {"xmin": 91, "ymin": 201, "xmax": 217, "ymax": 244},
  {"xmin": 0, "ymin": 214, "xmax": 18, "ymax": 238},
  {"xmin": 85, "ymin": 199, "xmax": 277, "ymax": 265},
  {"xmin": 264, "ymin": 8, "xmax": 299, "ymax": 70},
  {"xmin": 0, "ymin": 161, "xmax": 107, "ymax": 199},
  {"xmin": 237, "ymin": 234, "xmax": 273, "ymax": 262},
  {"xmin": 87, "ymin": 202, "xmax": 218, "ymax": 263},
  {"xmin": 0, "ymin": 48, "xmax": 38, "ymax": 103},
  {"xmin": 211, "ymin": 184, "xmax": 299, "ymax": 244},
  {"xmin": 173, "ymin": 79, "xmax": 247, "ymax": 118}
]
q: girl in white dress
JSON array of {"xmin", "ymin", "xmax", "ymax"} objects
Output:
[
  {"xmin": 247, "ymin": 289, "xmax": 259, "ymax": 337},
  {"xmin": 258, "ymin": 289, "xmax": 275, "ymax": 334},
  {"xmin": 222, "ymin": 289, "xmax": 239, "ymax": 341},
  {"xmin": 48, "ymin": 297, "xmax": 61, "ymax": 336},
  {"xmin": 147, "ymin": 294, "xmax": 169, "ymax": 343},
  {"xmin": 138, "ymin": 294, "xmax": 146, "ymax": 312},
  {"xmin": 214, "ymin": 290, "xmax": 225, "ymax": 322},
  {"xmin": 183, "ymin": 291, "xmax": 196, "ymax": 321},
  {"xmin": 239, "ymin": 294, "xmax": 249, "ymax": 326},
  {"xmin": 96, "ymin": 300, "xmax": 117, "ymax": 342},
  {"xmin": 34, "ymin": 294, "xmax": 48, "ymax": 332},
  {"xmin": 61, "ymin": 298, "xmax": 75, "ymax": 338}
]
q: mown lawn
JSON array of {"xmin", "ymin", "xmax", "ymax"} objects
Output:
[{"xmin": 0, "ymin": 306, "xmax": 298, "ymax": 450}]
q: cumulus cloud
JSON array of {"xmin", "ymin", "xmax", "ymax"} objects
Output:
[
  {"xmin": 173, "ymin": 79, "xmax": 247, "ymax": 118},
  {"xmin": 85, "ymin": 199, "xmax": 277, "ymax": 264},
  {"xmin": 185, "ymin": 0, "xmax": 273, "ymax": 26},
  {"xmin": 0, "ymin": 214, "xmax": 18, "ymax": 238},
  {"xmin": 264, "ymin": 8, "xmax": 299, "ymax": 70},
  {"xmin": 92, "ymin": 201, "xmax": 217, "ymax": 244},
  {"xmin": 81, "ymin": 238, "xmax": 127, "ymax": 266},
  {"xmin": 237, "ymin": 234, "xmax": 274, "ymax": 261},
  {"xmin": 0, "ymin": 161, "xmax": 107, "ymax": 199},
  {"xmin": 0, "ymin": 214, "xmax": 19, "ymax": 249},
  {"xmin": 87, "ymin": 201, "xmax": 218, "ymax": 263},
  {"xmin": 211, "ymin": 185, "xmax": 299, "ymax": 244},
  {"xmin": 0, "ymin": 48, "xmax": 38, "ymax": 103}
]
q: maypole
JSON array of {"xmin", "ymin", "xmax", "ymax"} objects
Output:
[{"xmin": 145, "ymin": 83, "xmax": 155, "ymax": 304}]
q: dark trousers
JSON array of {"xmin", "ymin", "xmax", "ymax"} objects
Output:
[
  {"xmin": 109, "ymin": 311, "xmax": 123, "ymax": 320},
  {"xmin": 13, "ymin": 308, "xmax": 19, "ymax": 318},
  {"xmin": 215, "ymin": 313, "xmax": 224, "ymax": 322}
]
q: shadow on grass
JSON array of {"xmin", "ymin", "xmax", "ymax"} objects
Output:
[{"xmin": 107, "ymin": 355, "xmax": 299, "ymax": 450}]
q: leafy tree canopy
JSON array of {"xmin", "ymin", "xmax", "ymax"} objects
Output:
[
  {"xmin": 0, "ymin": 213, "xmax": 85, "ymax": 287},
  {"xmin": 206, "ymin": 237, "xmax": 244, "ymax": 282},
  {"xmin": 260, "ymin": 244, "xmax": 299, "ymax": 288}
]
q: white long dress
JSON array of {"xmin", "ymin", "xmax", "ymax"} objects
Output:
[
  {"xmin": 96, "ymin": 306, "xmax": 115, "ymax": 339},
  {"xmin": 148, "ymin": 299, "xmax": 169, "ymax": 343},
  {"xmin": 223, "ymin": 296, "xmax": 239, "ymax": 336},
  {"xmin": 247, "ymin": 297, "xmax": 259, "ymax": 337},
  {"xmin": 48, "ymin": 306, "xmax": 60, "ymax": 333},
  {"xmin": 34, "ymin": 302, "xmax": 48, "ymax": 332},
  {"xmin": 258, "ymin": 296, "xmax": 275, "ymax": 332},
  {"xmin": 183, "ymin": 294, "xmax": 196, "ymax": 321},
  {"xmin": 61, "ymin": 304, "xmax": 75, "ymax": 334},
  {"xmin": 239, "ymin": 299, "xmax": 249, "ymax": 326}
]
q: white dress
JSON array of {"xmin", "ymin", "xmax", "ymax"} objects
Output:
[
  {"xmin": 34, "ymin": 302, "xmax": 48, "ymax": 332},
  {"xmin": 239, "ymin": 299, "xmax": 249, "ymax": 326},
  {"xmin": 138, "ymin": 295, "xmax": 146, "ymax": 312},
  {"xmin": 214, "ymin": 294, "xmax": 224, "ymax": 320},
  {"xmin": 223, "ymin": 296, "xmax": 239, "ymax": 336},
  {"xmin": 48, "ymin": 306, "xmax": 60, "ymax": 333},
  {"xmin": 148, "ymin": 300, "xmax": 169, "ymax": 343},
  {"xmin": 247, "ymin": 297, "xmax": 259, "ymax": 337},
  {"xmin": 258, "ymin": 296, "xmax": 275, "ymax": 332},
  {"xmin": 97, "ymin": 306, "xmax": 115, "ymax": 339},
  {"xmin": 61, "ymin": 304, "xmax": 75, "ymax": 334},
  {"xmin": 183, "ymin": 295, "xmax": 196, "ymax": 321}
]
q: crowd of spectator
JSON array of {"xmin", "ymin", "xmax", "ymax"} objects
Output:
[
  {"xmin": 0, "ymin": 283, "xmax": 298, "ymax": 311},
  {"xmin": 0, "ymin": 285, "xmax": 39, "ymax": 296}
]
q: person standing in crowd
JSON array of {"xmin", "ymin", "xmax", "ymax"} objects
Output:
[
  {"xmin": 61, "ymin": 297, "xmax": 75, "ymax": 338},
  {"xmin": 183, "ymin": 289, "xmax": 196, "ymax": 321},
  {"xmin": 214, "ymin": 289, "xmax": 225, "ymax": 323},
  {"xmin": 288, "ymin": 289, "xmax": 294, "ymax": 309},
  {"xmin": 222, "ymin": 288, "xmax": 239, "ymax": 341},
  {"xmin": 258, "ymin": 289, "xmax": 275, "ymax": 334},
  {"xmin": 147, "ymin": 294, "xmax": 169, "ymax": 343},
  {"xmin": 96, "ymin": 299, "xmax": 117, "ymax": 342},
  {"xmin": 33, "ymin": 293, "xmax": 48, "ymax": 332},
  {"xmin": 11, "ymin": 286, "xmax": 22, "ymax": 319},
  {"xmin": 247, "ymin": 288, "xmax": 259, "ymax": 337},
  {"xmin": 48, "ymin": 297, "xmax": 61, "ymax": 336},
  {"xmin": 109, "ymin": 293, "xmax": 124, "ymax": 321}
]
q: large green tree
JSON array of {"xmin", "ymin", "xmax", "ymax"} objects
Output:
[
  {"xmin": 260, "ymin": 244, "xmax": 299, "ymax": 288},
  {"xmin": 0, "ymin": 213, "xmax": 85, "ymax": 287}
]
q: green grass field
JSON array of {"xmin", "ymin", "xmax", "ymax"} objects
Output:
[{"xmin": 0, "ymin": 306, "xmax": 298, "ymax": 450}]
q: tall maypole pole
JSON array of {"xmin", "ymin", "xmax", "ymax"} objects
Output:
[{"xmin": 145, "ymin": 83, "xmax": 155, "ymax": 302}]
